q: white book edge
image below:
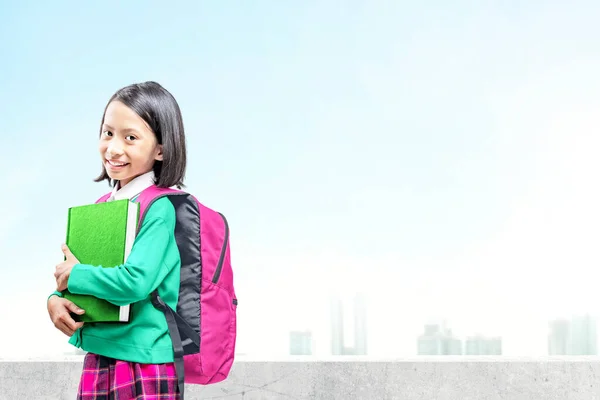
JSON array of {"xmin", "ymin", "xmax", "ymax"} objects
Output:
[
  {"xmin": 119, "ymin": 305, "xmax": 130, "ymax": 322},
  {"xmin": 119, "ymin": 201, "xmax": 139, "ymax": 322}
]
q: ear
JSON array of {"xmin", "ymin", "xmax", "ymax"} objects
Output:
[{"xmin": 154, "ymin": 144, "xmax": 164, "ymax": 161}]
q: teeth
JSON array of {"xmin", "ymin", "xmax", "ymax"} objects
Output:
[{"xmin": 108, "ymin": 160, "xmax": 127, "ymax": 166}]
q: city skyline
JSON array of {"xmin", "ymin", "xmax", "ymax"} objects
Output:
[{"xmin": 284, "ymin": 294, "xmax": 598, "ymax": 358}]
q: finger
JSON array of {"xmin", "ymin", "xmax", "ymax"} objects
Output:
[
  {"xmin": 73, "ymin": 321, "xmax": 84, "ymax": 331},
  {"xmin": 65, "ymin": 300, "xmax": 85, "ymax": 315},
  {"xmin": 63, "ymin": 245, "xmax": 77, "ymax": 261},
  {"xmin": 61, "ymin": 312, "xmax": 83, "ymax": 332},
  {"xmin": 61, "ymin": 244, "xmax": 75, "ymax": 260},
  {"xmin": 56, "ymin": 275, "xmax": 67, "ymax": 292},
  {"xmin": 55, "ymin": 264, "xmax": 66, "ymax": 277},
  {"xmin": 55, "ymin": 320, "xmax": 72, "ymax": 336},
  {"xmin": 57, "ymin": 321, "xmax": 78, "ymax": 337}
]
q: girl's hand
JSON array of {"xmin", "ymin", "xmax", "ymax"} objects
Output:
[
  {"xmin": 47, "ymin": 295, "xmax": 85, "ymax": 336},
  {"xmin": 54, "ymin": 244, "xmax": 80, "ymax": 291}
]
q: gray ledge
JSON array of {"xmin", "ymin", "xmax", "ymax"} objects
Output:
[{"xmin": 1, "ymin": 357, "xmax": 599, "ymax": 399}]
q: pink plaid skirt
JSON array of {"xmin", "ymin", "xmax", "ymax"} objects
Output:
[{"xmin": 77, "ymin": 352, "xmax": 180, "ymax": 400}]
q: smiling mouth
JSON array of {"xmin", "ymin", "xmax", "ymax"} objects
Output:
[{"xmin": 106, "ymin": 160, "xmax": 130, "ymax": 167}]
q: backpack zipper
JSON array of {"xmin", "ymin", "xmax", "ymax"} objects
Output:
[{"xmin": 211, "ymin": 213, "xmax": 229, "ymax": 283}]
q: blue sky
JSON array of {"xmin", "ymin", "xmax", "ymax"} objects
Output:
[{"xmin": 2, "ymin": 1, "xmax": 600, "ymax": 358}]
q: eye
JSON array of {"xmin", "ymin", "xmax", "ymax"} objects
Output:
[
  {"xmin": 102, "ymin": 130, "xmax": 113, "ymax": 137},
  {"xmin": 125, "ymin": 135, "xmax": 137, "ymax": 141}
]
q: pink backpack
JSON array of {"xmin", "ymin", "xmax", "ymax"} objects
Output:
[{"xmin": 96, "ymin": 185, "xmax": 237, "ymax": 398}]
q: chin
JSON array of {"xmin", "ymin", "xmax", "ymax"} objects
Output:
[
  {"xmin": 105, "ymin": 171, "xmax": 120, "ymax": 181},
  {"xmin": 107, "ymin": 172, "xmax": 129, "ymax": 185}
]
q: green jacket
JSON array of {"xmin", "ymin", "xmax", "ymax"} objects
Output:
[{"xmin": 49, "ymin": 197, "xmax": 181, "ymax": 363}]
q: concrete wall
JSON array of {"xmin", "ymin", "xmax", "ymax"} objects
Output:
[{"xmin": 2, "ymin": 358, "xmax": 600, "ymax": 399}]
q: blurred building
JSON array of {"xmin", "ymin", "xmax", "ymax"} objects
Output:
[
  {"xmin": 289, "ymin": 330, "xmax": 313, "ymax": 355},
  {"xmin": 417, "ymin": 322, "xmax": 462, "ymax": 355},
  {"xmin": 331, "ymin": 298, "xmax": 345, "ymax": 355},
  {"xmin": 331, "ymin": 293, "xmax": 368, "ymax": 355},
  {"xmin": 465, "ymin": 335, "xmax": 502, "ymax": 355},
  {"xmin": 549, "ymin": 315, "xmax": 597, "ymax": 355}
]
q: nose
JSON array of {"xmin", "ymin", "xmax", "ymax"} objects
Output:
[{"xmin": 106, "ymin": 141, "xmax": 124, "ymax": 158}]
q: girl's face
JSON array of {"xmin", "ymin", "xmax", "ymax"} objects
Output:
[{"xmin": 99, "ymin": 101, "xmax": 163, "ymax": 187}]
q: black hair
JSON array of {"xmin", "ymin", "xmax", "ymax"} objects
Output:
[{"xmin": 94, "ymin": 81, "xmax": 187, "ymax": 188}]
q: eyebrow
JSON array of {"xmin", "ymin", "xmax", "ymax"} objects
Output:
[{"xmin": 102, "ymin": 124, "xmax": 140, "ymax": 134}]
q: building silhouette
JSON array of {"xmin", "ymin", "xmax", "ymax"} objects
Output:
[
  {"xmin": 331, "ymin": 298, "xmax": 344, "ymax": 355},
  {"xmin": 330, "ymin": 293, "xmax": 367, "ymax": 355},
  {"xmin": 465, "ymin": 335, "xmax": 502, "ymax": 355},
  {"xmin": 417, "ymin": 322, "xmax": 462, "ymax": 355},
  {"xmin": 548, "ymin": 319, "xmax": 569, "ymax": 355},
  {"xmin": 549, "ymin": 315, "xmax": 597, "ymax": 355},
  {"xmin": 289, "ymin": 330, "xmax": 313, "ymax": 355}
]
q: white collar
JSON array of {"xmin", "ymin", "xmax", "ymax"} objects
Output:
[{"xmin": 109, "ymin": 171, "xmax": 156, "ymax": 201}]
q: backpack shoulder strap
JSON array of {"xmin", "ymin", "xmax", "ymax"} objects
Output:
[
  {"xmin": 135, "ymin": 185, "xmax": 184, "ymax": 229},
  {"xmin": 95, "ymin": 193, "xmax": 112, "ymax": 203},
  {"xmin": 135, "ymin": 184, "xmax": 191, "ymax": 398}
]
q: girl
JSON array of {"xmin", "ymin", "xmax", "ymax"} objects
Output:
[{"xmin": 47, "ymin": 81, "xmax": 187, "ymax": 399}]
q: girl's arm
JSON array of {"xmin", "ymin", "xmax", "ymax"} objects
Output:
[{"xmin": 66, "ymin": 198, "xmax": 177, "ymax": 306}]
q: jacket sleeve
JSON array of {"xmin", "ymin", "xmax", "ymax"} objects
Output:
[
  {"xmin": 48, "ymin": 290, "xmax": 63, "ymax": 300},
  {"xmin": 67, "ymin": 200, "xmax": 177, "ymax": 306}
]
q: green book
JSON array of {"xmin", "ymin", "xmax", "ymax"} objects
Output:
[{"xmin": 62, "ymin": 199, "xmax": 139, "ymax": 323}]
